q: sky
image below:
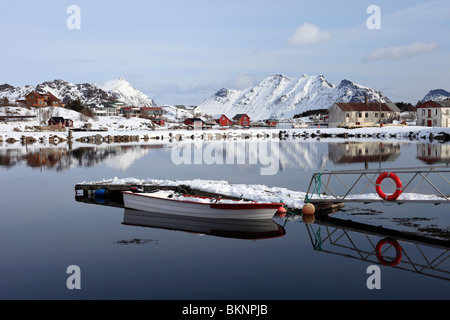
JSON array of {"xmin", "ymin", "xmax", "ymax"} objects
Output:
[{"xmin": 1, "ymin": 0, "xmax": 449, "ymax": 105}]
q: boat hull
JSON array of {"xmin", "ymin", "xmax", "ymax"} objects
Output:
[{"xmin": 122, "ymin": 191, "xmax": 283, "ymax": 220}]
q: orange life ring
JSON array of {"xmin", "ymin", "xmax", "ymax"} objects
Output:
[
  {"xmin": 375, "ymin": 238, "xmax": 402, "ymax": 266},
  {"xmin": 375, "ymin": 172, "xmax": 402, "ymax": 201}
]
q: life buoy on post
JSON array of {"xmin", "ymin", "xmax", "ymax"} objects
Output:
[
  {"xmin": 375, "ymin": 172, "xmax": 402, "ymax": 201},
  {"xmin": 375, "ymin": 238, "xmax": 402, "ymax": 267}
]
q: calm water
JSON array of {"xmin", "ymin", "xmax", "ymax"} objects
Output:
[{"xmin": 0, "ymin": 138, "xmax": 449, "ymax": 300}]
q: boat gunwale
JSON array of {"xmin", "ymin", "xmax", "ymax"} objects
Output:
[{"xmin": 121, "ymin": 191, "xmax": 284, "ymax": 210}]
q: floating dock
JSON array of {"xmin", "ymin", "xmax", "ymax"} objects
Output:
[{"xmin": 306, "ymin": 166, "xmax": 450, "ymax": 206}]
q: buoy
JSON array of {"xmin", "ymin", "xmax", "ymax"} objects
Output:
[
  {"xmin": 302, "ymin": 203, "xmax": 315, "ymax": 215},
  {"xmin": 276, "ymin": 206, "xmax": 287, "ymax": 217},
  {"xmin": 375, "ymin": 172, "xmax": 402, "ymax": 201},
  {"xmin": 302, "ymin": 214, "xmax": 315, "ymax": 224}
]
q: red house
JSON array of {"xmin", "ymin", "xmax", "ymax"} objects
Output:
[
  {"xmin": 232, "ymin": 114, "xmax": 250, "ymax": 126},
  {"xmin": 151, "ymin": 118, "xmax": 165, "ymax": 126},
  {"xmin": 48, "ymin": 117, "xmax": 73, "ymax": 127},
  {"xmin": 265, "ymin": 119, "xmax": 278, "ymax": 127},
  {"xmin": 217, "ymin": 114, "xmax": 232, "ymax": 126}
]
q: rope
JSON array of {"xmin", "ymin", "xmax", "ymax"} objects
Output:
[
  {"xmin": 309, "ymin": 225, "xmax": 323, "ymax": 251},
  {"xmin": 305, "ymin": 172, "xmax": 323, "ymax": 203}
]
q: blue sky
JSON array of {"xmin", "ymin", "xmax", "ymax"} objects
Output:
[{"xmin": 1, "ymin": 0, "xmax": 449, "ymax": 105}]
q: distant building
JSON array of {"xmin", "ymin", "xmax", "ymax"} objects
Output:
[
  {"xmin": 25, "ymin": 91, "xmax": 62, "ymax": 108},
  {"xmin": 232, "ymin": 114, "xmax": 250, "ymax": 127},
  {"xmin": 120, "ymin": 106, "xmax": 163, "ymax": 118},
  {"xmin": 416, "ymin": 100, "xmax": 450, "ymax": 127},
  {"xmin": 88, "ymin": 102, "xmax": 118, "ymax": 117},
  {"xmin": 265, "ymin": 119, "xmax": 278, "ymax": 127},
  {"xmin": 48, "ymin": 117, "xmax": 73, "ymax": 127},
  {"xmin": 216, "ymin": 114, "xmax": 232, "ymax": 127},
  {"xmin": 184, "ymin": 118, "xmax": 204, "ymax": 127},
  {"xmin": 328, "ymin": 99, "xmax": 400, "ymax": 128}
]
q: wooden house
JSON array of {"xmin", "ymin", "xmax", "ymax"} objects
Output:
[
  {"xmin": 217, "ymin": 114, "xmax": 232, "ymax": 127},
  {"xmin": 265, "ymin": 119, "xmax": 278, "ymax": 127},
  {"xmin": 48, "ymin": 117, "xmax": 73, "ymax": 128},
  {"xmin": 26, "ymin": 91, "xmax": 62, "ymax": 108},
  {"xmin": 232, "ymin": 114, "xmax": 250, "ymax": 126},
  {"xmin": 184, "ymin": 118, "xmax": 204, "ymax": 127},
  {"xmin": 150, "ymin": 118, "xmax": 165, "ymax": 126}
]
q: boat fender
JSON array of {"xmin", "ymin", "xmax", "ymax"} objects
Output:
[
  {"xmin": 375, "ymin": 238, "xmax": 402, "ymax": 267},
  {"xmin": 375, "ymin": 172, "xmax": 402, "ymax": 201}
]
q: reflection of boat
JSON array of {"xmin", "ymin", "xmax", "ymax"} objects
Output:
[
  {"xmin": 292, "ymin": 123, "xmax": 308, "ymax": 128},
  {"xmin": 122, "ymin": 209, "xmax": 286, "ymax": 240},
  {"xmin": 122, "ymin": 190, "xmax": 284, "ymax": 220}
]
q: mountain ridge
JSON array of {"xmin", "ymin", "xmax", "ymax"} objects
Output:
[
  {"xmin": 198, "ymin": 74, "xmax": 390, "ymax": 120},
  {"xmin": 0, "ymin": 78, "xmax": 156, "ymax": 108}
]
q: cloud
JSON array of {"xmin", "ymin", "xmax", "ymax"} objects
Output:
[
  {"xmin": 226, "ymin": 73, "xmax": 258, "ymax": 89},
  {"xmin": 286, "ymin": 23, "xmax": 332, "ymax": 46},
  {"xmin": 364, "ymin": 42, "xmax": 440, "ymax": 62}
]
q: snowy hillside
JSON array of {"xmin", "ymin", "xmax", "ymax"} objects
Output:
[
  {"xmin": 0, "ymin": 78, "xmax": 156, "ymax": 107},
  {"xmin": 198, "ymin": 74, "xmax": 389, "ymax": 121},
  {"xmin": 96, "ymin": 77, "xmax": 156, "ymax": 107},
  {"xmin": 421, "ymin": 89, "xmax": 450, "ymax": 102}
]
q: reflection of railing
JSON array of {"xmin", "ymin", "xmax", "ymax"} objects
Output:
[
  {"xmin": 306, "ymin": 166, "xmax": 450, "ymax": 204},
  {"xmin": 306, "ymin": 216, "xmax": 450, "ymax": 281}
]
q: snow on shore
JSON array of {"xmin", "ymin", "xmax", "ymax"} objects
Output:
[
  {"xmin": 79, "ymin": 177, "xmax": 448, "ymax": 210},
  {"xmin": 1, "ymin": 106, "xmax": 449, "ymax": 148}
]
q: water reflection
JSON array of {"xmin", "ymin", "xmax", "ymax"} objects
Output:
[
  {"xmin": 122, "ymin": 209, "xmax": 286, "ymax": 240},
  {"xmin": 0, "ymin": 140, "xmax": 429, "ymax": 172},
  {"xmin": 303, "ymin": 215, "xmax": 450, "ymax": 281},
  {"xmin": 417, "ymin": 144, "xmax": 450, "ymax": 165}
]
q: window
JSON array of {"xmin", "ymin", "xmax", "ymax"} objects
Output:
[
  {"xmin": 365, "ymin": 113, "xmax": 369, "ymax": 118},
  {"xmin": 358, "ymin": 112, "xmax": 362, "ymax": 118},
  {"xmin": 375, "ymin": 113, "xmax": 378, "ymax": 118},
  {"xmin": 346, "ymin": 113, "xmax": 349, "ymax": 118},
  {"xmin": 381, "ymin": 113, "xmax": 385, "ymax": 118},
  {"xmin": 422, "ymin": 110, "xmax": 425, "ymax": 115}
]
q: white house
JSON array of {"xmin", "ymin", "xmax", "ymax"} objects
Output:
[
  {"xmin": 328, "ymin": 100, "xmax": 400, "ymax": 128},
  {"xmin": 416, "ymin": 100, "xmax": 450, "ymax": 127}
]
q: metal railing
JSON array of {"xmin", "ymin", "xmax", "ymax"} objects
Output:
[{"xmin": 306, "ymin": 166, "xmax": 450, "ymax": 204}]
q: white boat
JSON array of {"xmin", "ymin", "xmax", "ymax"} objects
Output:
[{"xmin": 121, "ymin": 190, "xmax": 284, "ymax": 220}]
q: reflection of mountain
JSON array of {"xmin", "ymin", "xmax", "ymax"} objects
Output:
[
  {"xmin": 417, "ymin": 144, "xmax": 450, "ymax": 165},
  {"xmin": 329, "ymin": 142, "xmax": 401, "ymax": 165},
  {"xmin": 173, "ymin": 140, "xmax": 330, "ymax": 171},
  {"xmin": 0, "ymin": 145, "xmax": 164, "ymax": 171}
]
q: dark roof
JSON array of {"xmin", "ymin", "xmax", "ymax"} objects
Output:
[
  {"xmin": 186, "ymin": 118, "xmax": 203, "ymax": 122},
  {"xmin": 334, "ymin": 102, "xmax": 393, "ymax": 112},
  {"xmin": 49, "ymin": 117, "xmax": 65, "ymax": 122},
  {"xmin": 232, "ymin": 114, "xmax": 249, "ymax": 120}
]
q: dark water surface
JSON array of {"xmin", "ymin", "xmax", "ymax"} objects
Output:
[{"xmin": 0, "ymin": 140, "xmax": 449, "ymax": 299}]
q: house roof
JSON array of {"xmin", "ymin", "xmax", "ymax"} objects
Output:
[
  {"xmin": 333, "ymin": 102, "xmax": 393, "ymax": 112},
  {"xmin": 186, "ymin": 118, "xmax": 204, "ymax": 122},
  {"xmin": 26, "ymin": 91, "xmax": 44, "ymax": 98},
  {"xmin": 49, "ymin": 117, "xmax": 65, "ymax": 122},
  {"xmin": 43, "ymin": 92, "xmax": 61, "ymax": 101},
  {"xmin": 232, "ymin": 114, "xmax": 249, "ymax": 120},
  {"xmin": 417, "ymin": 100, "xmax": 450, "ymax": 108}
]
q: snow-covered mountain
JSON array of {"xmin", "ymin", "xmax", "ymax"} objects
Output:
[
  {"xmin": 421, "ymin": 89, "xmax": 450, "ymax": 102},
  {"xmin": 198, "ymin": 74, "xmax": 389, "ymax": 120},
  {"xmin": 0, "ymin": 78, "xmax": 156, "ymax": 107}
]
